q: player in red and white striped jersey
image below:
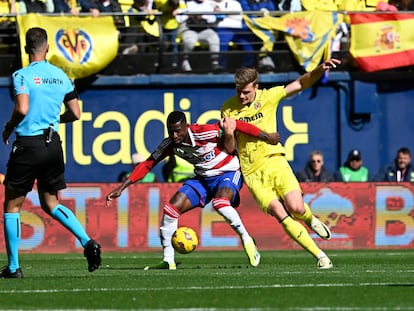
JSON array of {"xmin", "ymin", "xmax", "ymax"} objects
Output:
[{"xmin": 106, "ymin": 111, "xmax": 279, "ymax": 269}]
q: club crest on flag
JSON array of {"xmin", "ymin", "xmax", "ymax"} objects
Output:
[
  {"xmin": 375, "ymin": 25, "xmax": 400, "ymax": 52},
  {"xmin": 55, "ymin": 29, "xmax": 93, "ymax": 65},
  {"xmin": 285, "ymin": 17, "xmax": 315, "ymax": 43}
]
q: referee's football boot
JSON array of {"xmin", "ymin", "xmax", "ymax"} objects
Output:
[
  {"xmin": 243, "ymin": 238, "xmax": 261, "ymax": 267},
  {"xmin": 310, "ymin": 216, "xmax": 332, "ymax": 240},
  {"xmin": 0, "ymin": 266, "xmax": 23, "ymax": 278},
  {"xmin": 84, "ymin": 239, "xmax": 102, "ymax": 272},
  {"xmin": 144, "ymin": 261, "xmax": 176, "ymax": 270}
]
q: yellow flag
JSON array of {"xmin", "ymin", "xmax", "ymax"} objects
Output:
[
  {"xmin": 243, "ymin": 12, "xmax": 343, "ymax": 72},
  {"xmin": 17, "ymin": 14, "xmax": 119, "ymax": 79}
]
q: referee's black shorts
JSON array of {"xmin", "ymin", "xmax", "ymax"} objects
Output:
[{"xmin": 5, "ymin": 132, "xmax": 66, "ymax": 194}]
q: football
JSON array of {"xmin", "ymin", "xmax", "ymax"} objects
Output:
[{"xmin": 171, "ymin": 227, "xmax": 198, "ymax": 254}]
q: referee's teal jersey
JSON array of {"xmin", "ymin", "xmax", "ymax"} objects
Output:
[{"xmin": 12, "ymin": 60, "xmax": 74, "ymax": 136}]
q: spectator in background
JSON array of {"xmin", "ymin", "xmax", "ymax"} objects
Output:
[
  {"xmin": 80, "ymin": 0, "xmax": 106, "ymax": 16},
  {"xmin": 176, "ymin": 0, "xmax": 223, "ymax": 73},
  {"xmin": 153, "ymin": 0, "xmax": 185, "ymax": 70},
  {"xmin": 336, "ymin": 0, "xmax": 369, "ymax": 10},
  {"xmin": 122, "ymin": 0, "xmax": 159, "ymax": 56},
  {"xmin": 53, "ymin": 0, "xmax": 99, "ymax": 17},
  {"xmin": 374, "ymin": 147, "xmax": 414, "ymax": 182},
  {"xmin": 118, "ymin": 153, "xmax": 157, "ymax": 182},
  {"xmin": 238, "ymin": 0, "xmax": 276, "ymax": 71},
  {"xmin": 18, "ymin": 0, "xmax": 54, "ymax": 13},
  {"xmin": 1, "ymin": 0, "xmax": 17, "ymax": 20},
  {"xmin": 53, "ymin": 0, "xmax": 80, "ymax": 14},
  {"xmin": 297, "ymin": 150, "xmax": 334, "ymax": 182},
  {"xmin": 81, "ymin": 0, "xmax": 125, "ymax": 25},
  {"xmin": 300, "ymin": 0, "xmax": 337, "ymax": 11},
  {"xmin": 275, "ymin": 0, "xmax": 301, "ymax": 11},
  {"xmin": 209, "ymin": 0, "xmax": 243, "ymax": 69},
  {"xmin": 334, "ymin": 149, "xmax": 369, "ymax": 182},
  {"xmin": 162, "ymin": 154, "xmax": 195, "ymax": 182},
  {"xmin": 376, "ymin": 0, "xmax": 398, "ymax": 11},
  {"xmin": 301, "ymin": 0, "xmax": 382, "ymax": 11}
]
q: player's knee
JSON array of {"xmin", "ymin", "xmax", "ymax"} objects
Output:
[
  {"xmin": 163, "ymin": 202, "xmax": 181, "ymax": 218},
  {"xmin": 288, "ymin": 204, "xmax": 306, "ymax": 218},
  {"xmin": 212, "ymin": 197, "xmax": 231, "ymax": 210},
  {"xmin": 267, "ymin": 203, "xmax": 289, "ymax": 221}
]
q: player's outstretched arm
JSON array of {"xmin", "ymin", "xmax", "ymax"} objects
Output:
[
  {"xmin": 106, "ymin": 179, "xmax": 132, "ymax": 207},
  {"xmin": 285, "ymin": 58, "xmax": 341, "ymax": 97},
  {"xmin": 106, "ymin": 157, "xmax": 157, "ymax": 207}
]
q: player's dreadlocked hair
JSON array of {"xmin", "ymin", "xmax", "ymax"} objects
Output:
[{"xmin": 167, "ymin": 111, "xmax": 187, "ymax": 125}]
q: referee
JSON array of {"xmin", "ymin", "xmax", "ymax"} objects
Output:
[{"xmin": 1, "ymin": 27, "xmax": 101, "ymax": 278}]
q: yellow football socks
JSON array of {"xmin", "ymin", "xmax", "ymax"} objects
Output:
[
  {"xmin": 281, "ymin": 216, "xmax": 321, "ymax": 257},
  {"xmin": 294, "ymin": 202, "xmax": 313, "ymax": 225}
]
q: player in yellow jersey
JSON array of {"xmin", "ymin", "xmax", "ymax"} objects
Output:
[{"xmin": 221, "ymin": 58, "xmax": 341, "ymax": 269}]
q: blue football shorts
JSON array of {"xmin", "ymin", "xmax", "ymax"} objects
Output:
[{"xmin": 178, "ymin": 170, "xmax": 243, "ymax": 208}]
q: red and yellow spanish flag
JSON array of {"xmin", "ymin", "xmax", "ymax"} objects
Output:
[
  {"xmin": 243, "ymin": 12, "xmax": 343, "ymax": 72},
  {"xmin": 17, "ymin": 14, "xmax": 119, "ymax": 79},
  {"xmin": 349, "ymin": 13, "xmax": 414, "ymax": 72}
]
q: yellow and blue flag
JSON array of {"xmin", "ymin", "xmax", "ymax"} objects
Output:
[
  {"xmin": 243, "ymin": 12, "xmax": 343, "ymax": 72},
  {"xmin": 17, "ymin": 14, "xmax": 119, "ymax": 79}
]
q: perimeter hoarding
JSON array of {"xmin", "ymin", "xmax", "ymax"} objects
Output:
[{"xmin": 0, "ymin": 182, "xmax": 413, "ymax": 253}]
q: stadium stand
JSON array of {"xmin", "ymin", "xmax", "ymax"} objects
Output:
[{"xmin": 0, "ymin": 8, "xmax": 412, "ymax": 76}]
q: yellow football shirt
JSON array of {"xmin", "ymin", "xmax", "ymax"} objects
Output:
[{"xmin": 221, "ymin": 86, "xmax": 287, "ymax": 176}]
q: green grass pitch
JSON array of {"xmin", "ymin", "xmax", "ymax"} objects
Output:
[{"xmin": 1, "ymin": 249, "xmax": 413, "ymax": 310}]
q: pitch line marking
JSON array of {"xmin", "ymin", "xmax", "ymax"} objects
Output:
[
  {"xmin": 1, "ymin": 282, "xmax": 413, "ymax": 294},
  {"xmin": 1, "ymin": 308, "xmax": 414, "ymax": 311}
]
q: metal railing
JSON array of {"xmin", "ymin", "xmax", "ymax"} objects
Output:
[{"xmin": 0, "ymin": 10, "xmax": 357, "ymax": 76}]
